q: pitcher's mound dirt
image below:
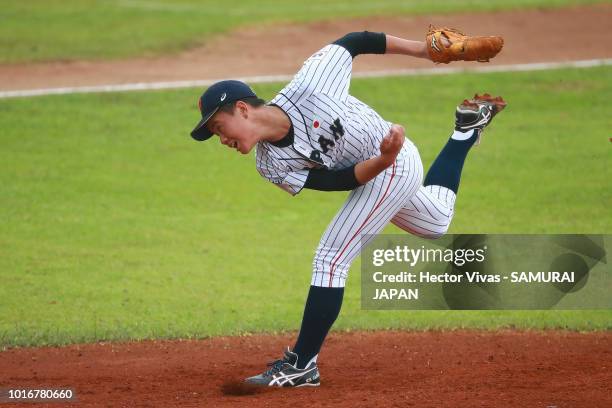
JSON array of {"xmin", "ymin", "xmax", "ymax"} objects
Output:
[
  {"xmin": 1, "ymin": 4, "xmax": 611, "ymax": 91},
  {"xmin": 1, "ymin": 330, "xmax": 610, "ymax": 407}
]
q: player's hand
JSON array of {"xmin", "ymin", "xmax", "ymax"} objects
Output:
[
  {"xmin": 379, "ymin": 124, "xmax": 405, "ymax": 166},
  {"xmin": 354, "ymin": 125, "xmax": 405, "ymax": 184}
]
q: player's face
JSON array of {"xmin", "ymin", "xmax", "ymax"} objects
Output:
[{"xmin": 207, "ymin": 105, "xmax": 257, "ymax": 154}]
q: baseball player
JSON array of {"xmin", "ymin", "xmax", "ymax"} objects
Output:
[{"xmin": 190, "ymin": 27, "xmax": 505, "ymax": 387}]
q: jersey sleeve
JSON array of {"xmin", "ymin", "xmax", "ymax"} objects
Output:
[
  {"xmin": 277, "ymin": 44, "xmax": 353, "ymax": 104},
  {"xmin": 255, "ymin": 143, "xmax": 311, "ymax": 196},
  {"xmin": 256, "ymin": 160, "xmax": 310, "ymax": 196},
  {"xmin": 281, "ymin": 169, "xmax": 310, "ymax": 195}
]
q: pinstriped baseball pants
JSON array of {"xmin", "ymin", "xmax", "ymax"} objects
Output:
[{"xmin": 312, "ymin": 141, "xmax": 456, "ymax": 288}]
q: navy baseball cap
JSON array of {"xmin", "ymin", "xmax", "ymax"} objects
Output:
[{"xmin": 191, "ymin": 80, "xmax": 257, "ymax": 141}]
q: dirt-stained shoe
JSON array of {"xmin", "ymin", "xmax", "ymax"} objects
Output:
[{"xmin": 244, "ymin": 348, "xmax": 320, "ymax": 388}]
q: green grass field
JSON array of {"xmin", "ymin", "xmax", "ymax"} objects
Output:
[
  {"xmin": 1, "ymin": 66, "xmax": 611, "ymax": 348},
  {"xmin": 0, "ymin": 0, "xmax": 608, "ymax": 63}
]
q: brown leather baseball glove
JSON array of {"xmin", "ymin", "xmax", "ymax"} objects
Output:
[{"xmin": 426, "ymin": 25, "xmax": 504, "ymax": 64}]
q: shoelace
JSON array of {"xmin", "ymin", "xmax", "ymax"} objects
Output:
[{"xmin": 263, "ymin": 358, "xmax": 287, "ymax": 376}]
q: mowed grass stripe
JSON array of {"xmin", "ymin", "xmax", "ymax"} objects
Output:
[{"xmin": 0, "ymin": 66, "xmax": 610, "ymax": 348}]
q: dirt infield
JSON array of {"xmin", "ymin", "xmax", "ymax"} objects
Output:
[
  {"xmin": 1, "ymin": 4, "xmax": 611, "ymax": 91},
  {"xmin": 1, "ymin": 330, "xmax": 610, "ymax": 407}
]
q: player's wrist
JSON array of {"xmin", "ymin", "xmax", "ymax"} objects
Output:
[
  {"xmin": 378, "ymin": 154, "xmax": 397, "ymax": 168},
  {"xmin": 355, "ymin": 156, "xmax": 390, "ymax": 184}
]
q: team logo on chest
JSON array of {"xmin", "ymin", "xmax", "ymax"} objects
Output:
[
  {"xmin": 316, "ymin": 118, "xmax": 344, "ymax": 153},
  {"xmin": 330, "ymin": 118, "xmax": 344, "ymax": 140}
]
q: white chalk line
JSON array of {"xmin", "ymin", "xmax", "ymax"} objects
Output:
[{"xmin": 1, "ymin": 58, "xmax": 611, "ymax": 99}]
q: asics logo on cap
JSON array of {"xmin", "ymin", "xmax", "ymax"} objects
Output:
[{"xmin": 220, "ymin": 92, "xmax": 227, "ymax": 102}]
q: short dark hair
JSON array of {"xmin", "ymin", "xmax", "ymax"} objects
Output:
[{"xmin": 218, "ymin": 96, "xmax": 266, "ymax": 114}]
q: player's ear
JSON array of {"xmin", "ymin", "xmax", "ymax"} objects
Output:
[{"xmin": 235, "ymin": 100, "xmax": 249, "ymax": 118}]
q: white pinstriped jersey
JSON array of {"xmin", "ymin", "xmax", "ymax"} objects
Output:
[{"xmin": 255, "ymin": 44, "xmax": 394, "ymax": 195}]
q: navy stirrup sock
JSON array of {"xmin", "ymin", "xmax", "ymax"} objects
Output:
[
  {"xmin": 423, "ymin": 129, "xmax": 478, "ymax": 193},
  {"xmin": 292, "ymin": 285, "xmax": 344, "ymax": 369}
]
